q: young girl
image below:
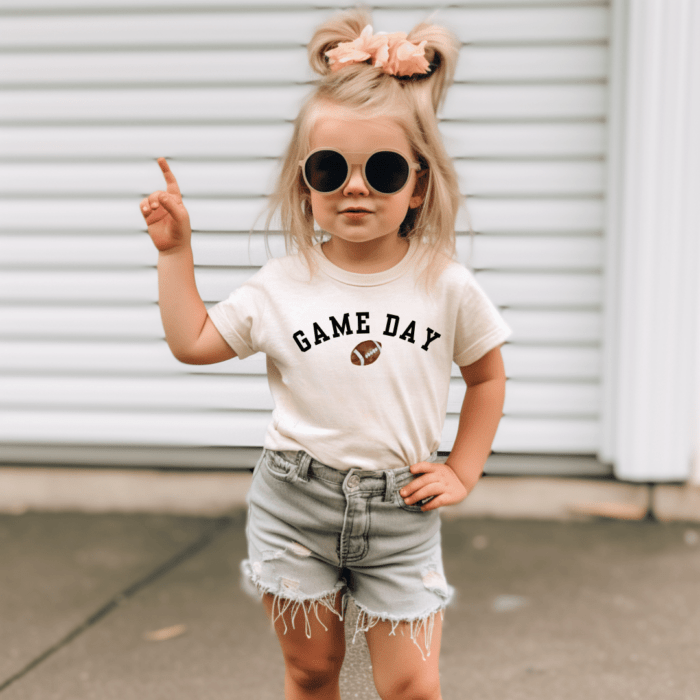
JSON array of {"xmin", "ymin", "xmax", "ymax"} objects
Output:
[{"xmin": 140, "ymin": 9, "xmax": 510, "ymax": 700}]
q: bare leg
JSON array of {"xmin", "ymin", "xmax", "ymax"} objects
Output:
[
  {"xmin": 364, "ymin": 613, "xmax": 443, "ymax": 700},
  {"xmin": 262, "ymin": 591, "xmax": 345, "ymax": 700}
]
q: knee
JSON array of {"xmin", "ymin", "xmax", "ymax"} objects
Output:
[
  {"xmin": 286, "ymin": 650, "xmax": 344, "ymax": 692},
  {"xmin": 376, "ymin": 673, "xmax": 441, "ymax": 700}
]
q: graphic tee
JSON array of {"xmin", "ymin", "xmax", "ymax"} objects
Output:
[{"xmin": 208, "ymin": 238, "xmax": 512, "ymax": 471}]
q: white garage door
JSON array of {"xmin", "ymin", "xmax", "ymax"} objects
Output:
[{"xmin": 0, "ymin": 0, "xmax": 610, "ymax": 474}]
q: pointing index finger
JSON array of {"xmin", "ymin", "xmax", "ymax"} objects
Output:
[{"xmin": 157, "ymin": 157, "xmax": 181, "ymax": 195}]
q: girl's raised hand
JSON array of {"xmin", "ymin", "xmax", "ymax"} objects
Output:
[{"xmin": 140, "ymin": 158, "xmax": 191, "ymax": 252}]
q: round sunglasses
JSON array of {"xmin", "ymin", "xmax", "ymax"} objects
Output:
[{"xmin": 299, "ymin": 148, "xmax": 421, "ymax": 195}]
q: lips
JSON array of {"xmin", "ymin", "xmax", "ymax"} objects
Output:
[{"xmin": 341, "ymin": 208, "xmax": 373, "ymax": 213}]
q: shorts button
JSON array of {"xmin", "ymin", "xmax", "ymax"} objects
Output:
[{"xmin": 347, "ymin": 475, "xmax": 361, "ymax": 489}]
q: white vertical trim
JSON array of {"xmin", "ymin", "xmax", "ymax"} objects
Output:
[
  {"xmin": 603, "ymin": 0, "xmax": 700, "ymax": 481},
  {"xmin": 600, "ymin": 0, "xmax": 628, "ymax": 466},
  {"xmin": 688, "ymin": 0, "xmax": 700, "ymax": 487}
]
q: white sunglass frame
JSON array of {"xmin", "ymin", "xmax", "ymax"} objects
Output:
[{"xmin": 299, "ymin": 148, "xmax": 421, "ymax": 195}]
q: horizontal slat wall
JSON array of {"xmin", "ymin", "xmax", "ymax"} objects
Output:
[
  {"xmin": 1, "ymin": 123, "xmax": 604, "ymax": 159},
  {"xmin": 0, "ymin": 7, "xmax": 608, "ymax": 48},
  {"xmin": 0, "ymin": 1, "xmax": 610, "ymax": 471},
  {"xmin": 1, "ymin": 161, "xmax": 605, "ymax": 195},
  {"xmin": 1, "ymin": 46, "xmax": 607, "ymax": 85},
  {"xmin": 0, "ymin": 0, "xmax": 607, "ymax": 8}
]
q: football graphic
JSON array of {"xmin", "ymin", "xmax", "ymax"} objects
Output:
[{"xmin": 351, "ymin": 340, "xmax": 382, "ymax": 366}]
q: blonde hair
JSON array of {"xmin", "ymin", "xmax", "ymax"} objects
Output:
[{"xmin": 260, "ymin": 7, "xmax": 465, "ymax": 294}]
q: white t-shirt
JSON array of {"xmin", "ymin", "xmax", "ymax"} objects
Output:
[{"xmin": 208, "ymin": 237, "xmax": 511, "ymax": 471}]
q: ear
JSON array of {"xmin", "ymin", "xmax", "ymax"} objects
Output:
[{"xmin": 409, "ymin": 168, "xmax": 429, "ymax": 209}]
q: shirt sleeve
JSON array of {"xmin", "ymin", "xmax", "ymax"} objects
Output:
[
  {"xmin": 452, "ymin": 268, "xmax": 512, "ymax": 367},
  {"xmin": 207, "ymin": 267, "xmax": 268, "ymax": 360}
]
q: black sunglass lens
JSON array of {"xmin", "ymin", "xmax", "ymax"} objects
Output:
[
  {"xmin": 365, "ymin": 152, "xmax": 410, "ymax": 193},
  {"xmin": 304, "ymin": 151, "xmax": 347, "ymax": 192}
]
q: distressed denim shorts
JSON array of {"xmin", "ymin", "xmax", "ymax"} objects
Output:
[{"xmin": 242, "ymin": 448, "xmax": 454, "ymax": 658}]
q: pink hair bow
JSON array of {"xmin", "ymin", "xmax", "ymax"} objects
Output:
[{"xmin": 325, "ymin": 24, "xmax": 430, "ymax": 77}]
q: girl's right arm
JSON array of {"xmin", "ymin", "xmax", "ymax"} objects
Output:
[{"xmin": 140, "ymin": 158, "xmax": 237, "ymax": 365}]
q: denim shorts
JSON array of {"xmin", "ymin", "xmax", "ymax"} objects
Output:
[{"xmin": 242, "ymin": 448, "xmax": 454, "ymax": 658}]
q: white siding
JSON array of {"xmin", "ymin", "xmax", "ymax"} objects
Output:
[
  {"xmin": 0, "ymin": 1, "xmax": 610, "ymax": 472},
  {"xmin": 601, "ymin": 0, "xmax": 700, "ymax": 482}
]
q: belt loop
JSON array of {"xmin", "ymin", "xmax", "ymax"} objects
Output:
[
  {"xmin": 252, "ymin": 449, "xmax": 266, "ymax": 477},
  {"xmin": 383, "ymin": 469, "xmax": 396, "ymax": 502},
  {"xmin": 297, "ymin": 451, "xmax": 312, "ymax": 482}
]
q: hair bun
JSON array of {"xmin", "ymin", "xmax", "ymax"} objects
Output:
[
  {"xmin": 307, "ymin": 9, "xmax": 459, "ymax": 114},
  {"xmin": 307, "ymin": 7, "xmax": 374, "ymax": 76},
  {"xmin": 405, "ymin": 20, "xmax": 459, "ymax": 113}
]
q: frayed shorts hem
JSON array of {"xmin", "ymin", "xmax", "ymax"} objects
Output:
[
  {"xmin": 349, "ymin": 595, "xmax": 452, "ymax": 660},
  {"xmin": 241, "ymin": 560, "xmax": 453, "ymax": 660}
]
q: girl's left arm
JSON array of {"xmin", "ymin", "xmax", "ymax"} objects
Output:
[{"xmin": 399, "ymin": 345, "xmax": 507, "ymax": 511}]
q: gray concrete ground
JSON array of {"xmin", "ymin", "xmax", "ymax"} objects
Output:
[{"xmin": 2, "ymin": 508, "xmax": 700, "ymax": 700}]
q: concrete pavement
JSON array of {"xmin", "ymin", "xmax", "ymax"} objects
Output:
[{"xmin": 2, "ymin": 508, "xmax": 700, "ymax": 699}]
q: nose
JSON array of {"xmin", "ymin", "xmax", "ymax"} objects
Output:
[{"xmin": 342, "ymin": 164, "xmax": 369, "ymax": 196}]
